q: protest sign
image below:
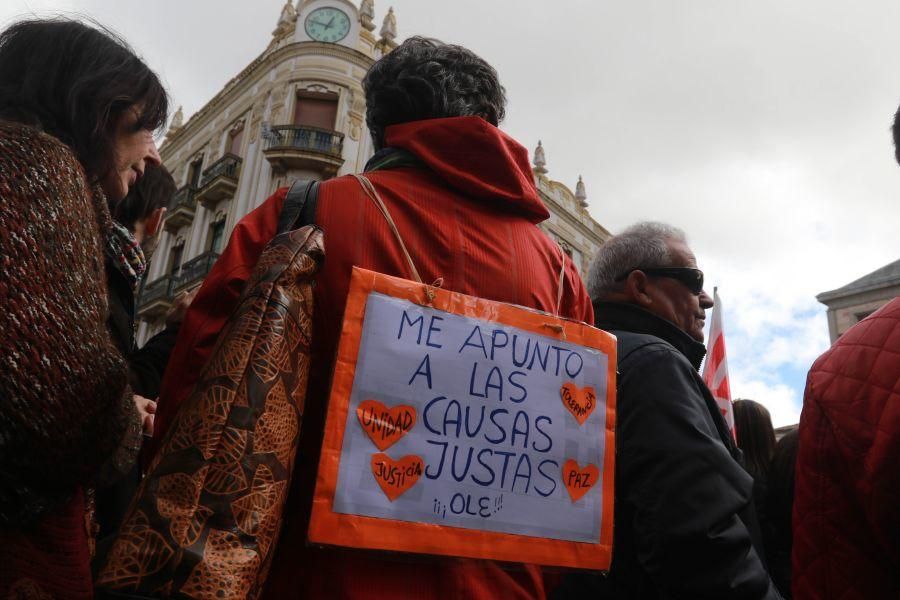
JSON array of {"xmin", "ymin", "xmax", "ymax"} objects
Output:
[{"xmin": 309, "ymin": 267, "xmax": 617, "ymax": 569}]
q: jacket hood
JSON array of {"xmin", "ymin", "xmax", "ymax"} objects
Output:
[
  {"xmin": 594, "ymin": 301, "xmax": 708, "ymax": 371},
  {"xmin": 383, "ymin": 116, "xmax": 550, "ymax": 224}
]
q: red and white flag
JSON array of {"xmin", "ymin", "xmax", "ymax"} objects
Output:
[{"xmin": 702, "ymin": 288, "xmax": 734, "ymax": 436}]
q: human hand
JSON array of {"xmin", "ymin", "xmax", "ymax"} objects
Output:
[
  {"xmin": 134, "ymin": 394, "xmax": 157, "ymax": 436},
  {"xmin": 165, "ymin": 287, "xmax": 198, "ymax": 326}
]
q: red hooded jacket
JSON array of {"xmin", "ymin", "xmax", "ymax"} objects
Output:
[
  {"xmin": 150, "ymin": 117, "xmax": 593, "ymax": 599},
  {"xmin": 792, "ymin": 297, "xmax": 900, "ymax": 599}
]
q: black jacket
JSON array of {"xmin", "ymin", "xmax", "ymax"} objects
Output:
[
  {"xmin": 105, "ymin": 262, "xmax": 179, "ymax": 399},
  {"xmin": 555, "ymin": 302, "xmax": 780, "ymax": 600},
  {"xmin": 96, "ymin": 261, "xmax": 179, "ymax": 546}
]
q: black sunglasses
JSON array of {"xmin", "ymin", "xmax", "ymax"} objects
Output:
[{"xmin": 614, "ymin": 267, "xmax": 705, "ymax": 295}]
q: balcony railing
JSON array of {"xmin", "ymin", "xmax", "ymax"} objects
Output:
[
  {"xmin": 136, "ymin": 275, "xmax": 175, "ymax": 317},
  {"xmin": 262, "ymin": 124, "xmax": 345, "ymax": 174},
  {"xmin": 199, "ymin": 154, "xmax": 242, "ymax": 188},
  {"xmin": 165, "ymin": 185, "xmax": 197, "ymax": 233},
  {"xmin": 169, "ymin": 184, "xmax": 197, "ymax": 211},
  {"xmin": 172, "ymin": 251, "xmax": 219, "ymax": 293},
  {"xmin": 196, "ymin": 154, "xmax": 242, "ymax": 208}
]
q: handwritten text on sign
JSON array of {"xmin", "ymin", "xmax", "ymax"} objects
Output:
[{"xmin": 332, "ymin": 293, "xmax": 609, "ymax": 543}]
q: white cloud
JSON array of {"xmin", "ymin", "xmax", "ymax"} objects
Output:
[
  {"xmin": 1, "ymin": 0, "xmax": 896, "ymax": 424},
  {"xmin": 708, "ymin": 290, "xmax": 827, "ymax": 426},
  {"xmin": 729, "ymin": 374, "xmax": 802, "ymax": 429}
]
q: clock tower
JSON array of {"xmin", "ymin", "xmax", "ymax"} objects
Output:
[
  {"xmin": 137, "ymin": 1, "xmax": 399, "ymax": 343},
  {"xmin": 137, "ymin": 1, "xmax": 611, "ymax": 348},
  {"xmin": 294, "ymin": 1, "xmax": 366, "ymax": 50}
]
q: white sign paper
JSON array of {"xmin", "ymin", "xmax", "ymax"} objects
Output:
[{"xmin": 332, "ymin": 292, "xmax": 608, "ymax": 543}]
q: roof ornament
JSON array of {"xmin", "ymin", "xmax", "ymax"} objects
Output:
[
  {"xmin": 167, "ymin": 106, "xmax": 184, "ymax": 136},
  {"xmin": 575, "ymin": 175, "xmax": 588, "ymax": 208},
  {"xmin": 360, "ymin": 0, "xmax": 376, "ymax": 31},
  {"xmin": 374, "ymin": 7, "xmax": 398, "ymax": 56},
  {"xmin": 272, "ymin": 0, "xmax": 297, "ymax": 38},
  {"xmin": 533, "ymin": 140, "xmax": 548, "ymax": 176}
]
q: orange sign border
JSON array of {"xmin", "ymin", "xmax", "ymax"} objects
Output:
[{"xmin": 308, "ymin": 267, "xmax": 617, "ymax": 570}]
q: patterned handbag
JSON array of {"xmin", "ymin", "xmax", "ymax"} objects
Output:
[{"xmin": 96, "ymin": 225, "xmax": 324, "ymax": 599}]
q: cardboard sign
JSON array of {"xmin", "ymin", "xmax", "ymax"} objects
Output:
[{"xmin": 309, "ymin": 267, "xmax": 617, "ymax": 570}]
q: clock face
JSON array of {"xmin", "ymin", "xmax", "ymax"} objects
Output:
[{"xmin": 305, "ymin": 7, "xmax": 351, "ymax": 43}]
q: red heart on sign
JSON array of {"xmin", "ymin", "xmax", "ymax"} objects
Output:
[
  {"xmin": 561, "ymin": 459, "xmax": 600, "ymax": 503},
  {"xmin": 560, "ymin": 383, "xmax": 596, "ymax": 425},
  {"xmin": 357, "ymin": 400, "xmax": 417, "ymax": 451},
  {"xmin": 371, "ymin": 453, "xmax": 424, "ymax": 501}
]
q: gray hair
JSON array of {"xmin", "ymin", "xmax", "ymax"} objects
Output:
[{"xmin": 587, "ymin": 221, "xmax": 687, "ymax": 300}]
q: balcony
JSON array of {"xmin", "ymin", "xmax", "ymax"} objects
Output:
[
  {"xmin": 171, "ymin": 251, "xmax": 219, "ymax": 295},
  {"xmin": 165, "ymin": 185, "xmax": 197, "ymax": 233},
  {"xmin": 136, "ymin": 275, "xmax": 174, "ymax": 318},
  {"xmin": 263, "ymin": 124, "xmax": 344, "ymax": 175},
  {"xmin": 195, "ymin": 154, "xmax": 242, "ymax": 209}
]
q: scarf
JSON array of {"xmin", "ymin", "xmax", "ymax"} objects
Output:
[{"xmin": 105, "ymin": 219, "xmax": 147, "ymax": 292}]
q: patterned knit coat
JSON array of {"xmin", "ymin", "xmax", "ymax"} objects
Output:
[{"xmin": 0, "ymin": 121, "xmax": 142, "ymax": 598}]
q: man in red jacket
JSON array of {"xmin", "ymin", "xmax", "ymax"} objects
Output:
[
  {"xmin": 792, "ymin": 298, "xmax": 900, "ymax": 599},
  {"xmin": 151, "ymin": 37, "xmax": 592, "ymax": 599}
]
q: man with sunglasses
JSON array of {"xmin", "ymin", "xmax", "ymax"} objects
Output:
[{"xmin": 554, "ymin": 222, "xmax": 780, "ymax": 599}]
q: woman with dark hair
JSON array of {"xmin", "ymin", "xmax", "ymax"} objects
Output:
[
  {"xmin": 0, "ymin": 18, "xmax": 167, "ymax": 598},
  {"xmin": 734, "ymin": 399, "xmax": 777, "ymax": 483},
  {"xmin": 733, "ymin": 399, "xmax": 778, "ymax": 572},
  {"xmin": 766, "ymin": 427, "xmax": 799, "ymax": 598}
]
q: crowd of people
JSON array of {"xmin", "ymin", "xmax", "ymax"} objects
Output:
[{"xmin": 0, "ymin": 16, "xmax": 896, "ymax": 600}]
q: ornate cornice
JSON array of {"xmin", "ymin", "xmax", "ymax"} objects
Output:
[
  {"xmin": 162, "ymin": 41, "xmax": 374, "ymax": 156},
  {"xmin": 537, "ymin": 181, "xmax": 610, "ymax": 245}
]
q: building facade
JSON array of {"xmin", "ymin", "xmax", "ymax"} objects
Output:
[
  {"xmin": 137, "ymin": 0, "xmax": 610, "ymax": 343},
  {"xmin": 817, "ymin": 258, "xmax": 900, "ymax": 344}
]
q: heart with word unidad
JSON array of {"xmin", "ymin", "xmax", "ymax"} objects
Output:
[
  {"xmin": 371, "ymin": 453, "xmax": 424, "ymax": 501},
  {"xmin": 562, "ymin": 459, "xmax": 600, "ymax": 503},
  {"xmin": 356, "ymin": 399, "xmax": 417, "ymax": 451},
  {"xmin": 560, "ymin": 383, "xmax": 596, "ymax": 425}
]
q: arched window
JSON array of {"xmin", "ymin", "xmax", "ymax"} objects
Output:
[{"xmin": 294, "ymin": 91, "xmax": 339, "ymax": 130}]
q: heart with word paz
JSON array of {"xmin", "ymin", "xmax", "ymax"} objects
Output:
[
  {"xmin": 356, "ymin": 399, "xmax": 417, "ymax": 451},
  {"xmin": 562, "ymin": 459, "xmax": 600, "ymax": 503},
  {"xmin": 371, "ymin": 453, "xmax": 424, "ymax": 501},
  {"xmin": 560, "ymin": 383, "xmax": 596, "ymax": 426}
]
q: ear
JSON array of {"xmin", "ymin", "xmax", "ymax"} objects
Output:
[
  {"xmin": 145, "ymin": 207, "xmax": 166, "ymax": 237},
  {"xmin": 623, "ymin": 271, "xmax": 654, "ymax": 308}
]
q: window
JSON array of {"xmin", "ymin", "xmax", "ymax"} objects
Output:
[
  {"xmin": 188, "ymin": 157, "xmax": 204, "ymax": 188},
  {"xmin": 208, "ymin": 219, "xmax": 226, "ymax": 254},
  {"xmin": 228, "ymin": 125, "xmax": 244, "ymax": 157},
  {"xmin": 293, "ymin": 91, "xmax": 339, "ymax": 130},
  {"xmin": 168, "ymin": 242, "xmax": 184, "ymax": 275}
]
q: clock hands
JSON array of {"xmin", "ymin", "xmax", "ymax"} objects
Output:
[{"xmin": 310, "ymin": 16, "xmax": 337, "ymax": 30}]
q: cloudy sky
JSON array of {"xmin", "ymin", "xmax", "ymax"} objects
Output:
[{"xmin": 4, "ymin": 0, "xmax": 898, "ymax": 425}]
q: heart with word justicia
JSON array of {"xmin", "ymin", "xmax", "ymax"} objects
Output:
[{"xmin": 371, "ymin": 453, "xmax": 424, "ymax": 501}]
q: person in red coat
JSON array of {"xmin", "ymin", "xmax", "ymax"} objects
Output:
[
  {"xmin": 149, "ymin": 37, "xmax": 593, "ymax": 599},
  {"xmin": 792, "ymin": 297, "xmax": 900, "ymax": 599}
]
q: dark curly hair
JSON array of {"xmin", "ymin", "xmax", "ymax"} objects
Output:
[
  {"xmin": 0, "ymin": 18, "xmax": 168, "ymax": 184},
  {"xmin": 363, "ymin": 36, "xmax": 506, "ymax": 149}
]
